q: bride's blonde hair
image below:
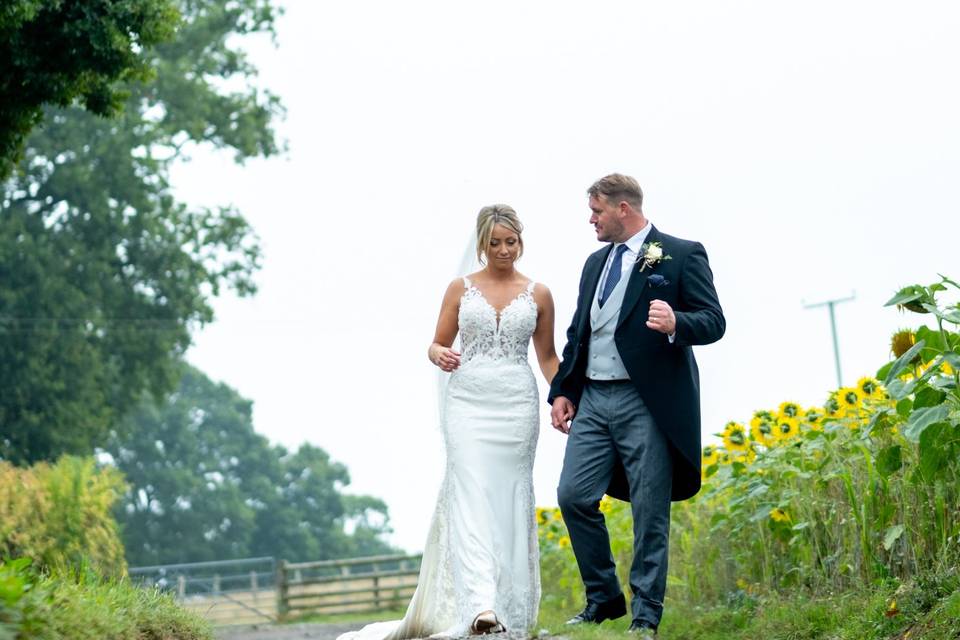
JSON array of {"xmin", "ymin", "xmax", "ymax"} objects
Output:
[{"xmin": 475, "ymin": 204, "xmax": 524, "ymax": 265}]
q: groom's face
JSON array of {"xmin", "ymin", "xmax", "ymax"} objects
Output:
[{"xmin": 589, "ymin": 195, "xmax": 625, "ymax": 243}]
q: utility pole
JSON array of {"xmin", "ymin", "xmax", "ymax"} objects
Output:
[{"xmin": 803, "ymin": 293, "xmax": 855, "ymax": 388}]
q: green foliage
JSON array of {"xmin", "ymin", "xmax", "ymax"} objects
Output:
[
  {"xmin": 0, "ymin": 0, "xmax": 180, "ymax": 178},
  {"xmin": 0, "ymin": 0, "xmax": 284, "ymax": 464},
  {"xmin": 0, "ymin": 456, "xmax": 126, "ymax": 576},
  {"xmin": 0, "ymin": 557, "xmax": 211, "ymax": 640},
  {"xmin": 108, "ymin": 364, "xmax": 399, "ymax": 565},
  {"xmin": 541, "ymin": 275, "xmax": 960, "ymax": 637},
  {"xmin": 540, "ymin": 573, "xmax": 960, "ymax": 639}
]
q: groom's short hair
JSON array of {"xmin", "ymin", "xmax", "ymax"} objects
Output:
[{"xmin": 588, "ymin": 174, "xmax": 643, "ymax": 210}]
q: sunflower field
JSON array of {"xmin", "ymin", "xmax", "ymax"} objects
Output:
[{"xmin": 538, "ymin": 275, "xmax": 960, "ymax": 618}]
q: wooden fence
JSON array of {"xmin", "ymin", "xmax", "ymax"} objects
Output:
[{"xmin": 277, "ymin": 553, "xmax": 422, "ymax": 622}]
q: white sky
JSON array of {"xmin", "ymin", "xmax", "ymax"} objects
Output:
[{"xmin": 173, "ymin": 0, "xmax": 960, "ymax": 553}]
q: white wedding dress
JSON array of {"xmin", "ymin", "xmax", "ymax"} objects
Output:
[{"xmin": 339, "ymin": 277, "xmax": 541, "ymax": 640}]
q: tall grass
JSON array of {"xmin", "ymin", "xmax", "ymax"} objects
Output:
[{"xmin": 0, "ymin": 557, "xmax": 212, "ymax": 640}]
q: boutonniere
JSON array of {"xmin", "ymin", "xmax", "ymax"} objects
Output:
[{"xmin": 637, "ymin": 241, "xmax": 671, "ymax": 272}]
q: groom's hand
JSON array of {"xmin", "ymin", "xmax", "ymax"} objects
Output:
[
  {"xmin": 551, "ymin": 396, "xmax": 576, "ymax": 434},
  {"xmin": 646, "ymin": 299, "xmax": 676, "ymax": 335}
]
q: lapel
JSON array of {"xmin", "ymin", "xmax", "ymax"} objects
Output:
[
  {"xmin": 577, "ymin": 246, "xmax": 610, "ymax": 337},
  {"xmin": 617, "ymin": 225, "xmax": 662, "ymax": 332}
]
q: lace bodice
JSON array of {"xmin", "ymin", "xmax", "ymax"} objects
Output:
[{"xmin": 457, "ymin": 277, "xmax": 538, "ymax": 366}]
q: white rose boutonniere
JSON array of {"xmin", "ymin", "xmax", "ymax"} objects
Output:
[{"xmin": 638, "ymin": 241, "xmax": 671, "ymax": 272}]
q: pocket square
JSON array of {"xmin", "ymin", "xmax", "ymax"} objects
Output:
[{"xmin": 647, "ymin": 274, "xmax": 670, "ymax": 287}]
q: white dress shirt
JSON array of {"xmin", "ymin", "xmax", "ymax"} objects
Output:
[
  {"xmin": 594, "ymin": 223, "xmax": 676, "ymax": 343},
  {"xmin": 595, "ymin": 224, "xmax": 653, "ymax": 298}
]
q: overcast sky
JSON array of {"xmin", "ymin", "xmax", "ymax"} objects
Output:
[{"xmin": 173, "ymin": 0, "xmax": 960, "ymax": 552}]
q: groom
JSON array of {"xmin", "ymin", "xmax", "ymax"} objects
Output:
[{"xmin": 549, "ymin": 174, "xmax": 725, "ymax": 636}]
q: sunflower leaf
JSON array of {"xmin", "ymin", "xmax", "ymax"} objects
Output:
[
  {"xmin": 939, "ymin": 274, "xmax": 960, "ymax": 289},
  {"xmin": 914, "ymin": 386, "xmax": 946, "ymax": 409},
  {"xmin": 884, "ymin": 340, "xmax": 926, "ymax": 386},
  {"xmin": 903, "ymin": 405, "xmax": 950, "ymax": 442},
  {"xmin": 885, "ymin": 286, "xmax": 926, "ymax": 307},
  {"xmin": 896, "ymin": 398, "xmax": 912, "ymax": 417},
  {"xmin": 876, "ymin": 445, "xmax": 903, "ymax": 477},
  {"xmin": 882, "ymin": 524, "xmax": 905, "ymax": 551},
  {"xmin": 886, "ymin": 378, "xmax": 918, "ymax": 401}
]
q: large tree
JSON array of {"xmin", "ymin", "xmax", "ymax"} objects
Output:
[
  {"xmin": 0, "ymin": 0, "xmax": 180, "ymax": 178},
  {"xmin": 109, "ymin": 365, "xmax": 397, "ymax": 565},
  {"xmin": 0, "ymin": 0, "xmax": 284, "ymax": 464}
]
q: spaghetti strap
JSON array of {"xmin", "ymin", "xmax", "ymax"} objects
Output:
[
  {"xmin": 526, "ymin": 281, "xmax": 536, "ymax": 293},
  {"xmin": 462, "ymin": 276, "xmax": 472, "ymax": 289}
]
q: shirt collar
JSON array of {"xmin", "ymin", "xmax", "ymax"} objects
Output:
[{"xmin": 616, "ymin": 222, "xmax": 652, "ymax": 256}]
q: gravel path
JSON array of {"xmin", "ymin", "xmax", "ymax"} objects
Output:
[
  {"xmin": 214, "ymin": 622, "xmax": 365, "ymax": 640},
  {"xmin": 213, "ymin": 624, "xmax": 548, "ymax": 640}
]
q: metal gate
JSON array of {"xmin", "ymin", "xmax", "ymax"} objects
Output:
[{"xmin": 129, "ymin": 556, "xmax": 278, "ymax": 625}]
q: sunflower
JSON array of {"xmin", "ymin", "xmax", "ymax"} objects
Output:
[
  {"xmin": 722, "ymin": 422, "xmax": 749, "ymax": 453},
  {"xmin": 943, "ymin": 361, "xmax": 955, "ymax": 376},
  {"xmin": 730, "ymin": 444, "xmax": 757, "ymax": 465},
  {"xmin": 559, "ymin": 535, "xmax": 571, "ymax": 549},
  {"xmin": 599, "ymin": 495, "xmax": 614, "ymax": 514},
  {"xmin": 824, "ymin": 392, "xmax": 841, "ymax": 417},
  {"xmin": 837, "ymin": 386, "xmax": 862, "ymax": 416},
  {"xmin": 857, "ymin": 376, "xmax": 884, "ymax": 401},
  {"xmin": 778, "ymin": 401, "xmax": 802, "ymax": 419},
  {"xmin": 750, "ymin": 411, "xmax": 777, "ymax": 447},
  {"xmin": 702, "ymin": 445, "xmax": 720, "ymax": 467},
  {"xmin": 775, "ymin": 417, "xmax": 800, "ymax": 441},
  {"xmin": 770, "ymin": 507, "xmax": 791, "ymax": 523},
  {"xmin": 802, "ymin": 407, "xmax": 824, "ymax": 431},
  {"xmin": 536, "ymin": 507, "xmax": 549, "ymax": 525},
  {"xmin": 890, "ymin": 329, "xmax": 916, "ymax": 358}
]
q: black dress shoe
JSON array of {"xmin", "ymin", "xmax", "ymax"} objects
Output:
[
  {"xmin": 626, "ymin": 619, "xmax": 658, "ymax": 636},
  {"xmin": 565, "ymin": 594, "xmax": 627, "ymax": 625}
]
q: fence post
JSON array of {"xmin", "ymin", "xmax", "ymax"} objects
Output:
[
  {"xmin": 277, "ymin": 560, "xmax": 289, "ymax": 623},
  {"xmin": 177, "ymin": 575, "xmax": 186, "ymax": 599},
  {"xmin": 212, "ymin": 574, "xmax": 220, "ymax": 594}
]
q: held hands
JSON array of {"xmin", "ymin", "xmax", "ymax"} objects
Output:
[
  {"xmin": 429, "ymin": 344, "xmax": 461, "ymax": 372},
  {"xmin": 646, "ymin": 299, "xmax": 676, "ymax": 335},
  {"xmin": 550, "ymin": 396, "xmax": 576, "ymax": 434}
]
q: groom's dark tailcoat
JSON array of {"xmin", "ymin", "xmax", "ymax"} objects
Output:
[{"xmin": 548, "ymin": 225, "xmax": 725, "ymax": 502}]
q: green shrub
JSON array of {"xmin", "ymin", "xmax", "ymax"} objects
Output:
[{"xmin": 0, "ymin": 456, "xmax": 127, "ymax": 576}]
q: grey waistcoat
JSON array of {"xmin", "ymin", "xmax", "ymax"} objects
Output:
[{"xmin": 586, "ymin": 266, "xmax": 632, "ymax": 381}]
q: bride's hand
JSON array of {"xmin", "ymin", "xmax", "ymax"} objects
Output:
[{"xmin": 430, "ymin": 345, "xmax": 461, "ymax": 372}]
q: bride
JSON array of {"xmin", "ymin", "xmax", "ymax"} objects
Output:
[{"xmin": 339, "ymin": 205, "xmax": 559, "ymax": 639}]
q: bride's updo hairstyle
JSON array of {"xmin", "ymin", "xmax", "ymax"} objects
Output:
[{"xmin": 475, "ymin": 204, "xmax": 524, "ymax": 265}]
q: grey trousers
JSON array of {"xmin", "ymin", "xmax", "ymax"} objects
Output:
[{"xmin": 557, "ymin": 380, "xmax": 673, "ymax": 627}]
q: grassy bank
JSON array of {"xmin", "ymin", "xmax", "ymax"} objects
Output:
[
  {"xmin": 540, "ymin": 572, "xmax": 960, "ymax": 639},
  {"xmin": 0, "ymin": 558, "xmax": 211, "ymax": 640}
]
